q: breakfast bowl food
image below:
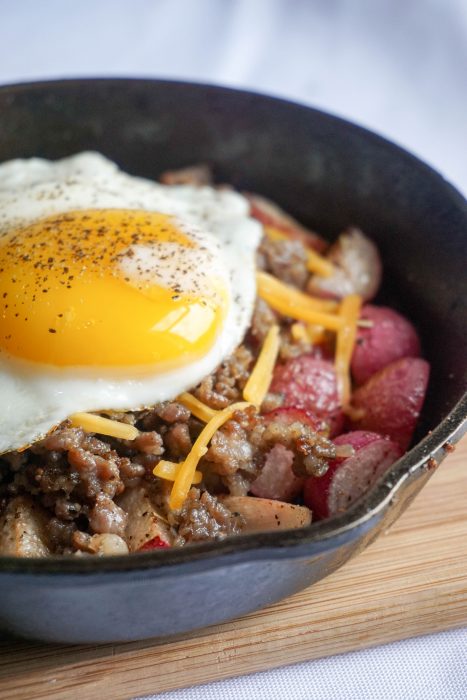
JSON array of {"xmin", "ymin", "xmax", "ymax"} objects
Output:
[{"xmin": 0, "ymin": 79, "xmax": 465, "ymax": 643}]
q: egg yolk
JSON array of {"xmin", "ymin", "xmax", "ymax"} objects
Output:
[{"xmin": 0, "ymin": 209, "xmax": 228, "ymax": 368}]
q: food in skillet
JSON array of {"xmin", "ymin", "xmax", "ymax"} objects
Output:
[{"xmin": 0, "ymin": 154, "xmax": 430, "ymax": 556}]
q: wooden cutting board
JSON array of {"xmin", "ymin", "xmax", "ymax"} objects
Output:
[{"xmin": 0, "ymin": 436, "xmax": 466, "ymax": 700}]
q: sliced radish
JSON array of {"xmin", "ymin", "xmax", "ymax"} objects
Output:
[
  {"xmin": 116, "ymin": 486, "xmax": 172, "ymax": 552},
  {"xmin": 221, "ymin": 495, "xmax": 312, "ymax": 533},
  {"xmin": 304, "ymin": 431, "xmax": 402, "ymax": 519},
  {"xmin": 270, "ymin": 355, "xmax": 344, "ymax": 436},
  {"xmin": 0, "ymin": 496, "xmax": 51, "ymax": 557},
  {"xmin": 352, "ymin": 305, "xmax": 421, "ymax": 385},
  {"xmin": 349, "ymin": 357, "xmax": 430, "ymax": 451},
  {"xmin": 307, "ymin": 228, "xmax": 382, "ymax": 301},
  {"xmin": 249, "ymin": 408, "xmax": 326, "ymax": 501},
  {"xmin": 250, "ymin": 444, "xmax": 304, "ymax": 501}
]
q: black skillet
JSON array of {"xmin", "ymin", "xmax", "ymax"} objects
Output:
[{"xmin": 0, "ymin": 79, "xmax": 465, "ymax": 643}]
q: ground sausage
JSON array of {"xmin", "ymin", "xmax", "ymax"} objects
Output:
[{"xmin": 175, "ymin": 488, "xmax": 245, "ymax": 545}]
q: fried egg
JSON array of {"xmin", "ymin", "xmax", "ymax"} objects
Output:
[{"xmin": 0, "ymin": 152, "xmax": 262, "ymax": 453}]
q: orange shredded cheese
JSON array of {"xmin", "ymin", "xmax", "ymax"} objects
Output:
[
  {"xmin": 305, "ymin": 248, "xmax": 334, "ymax": 277},
  {"xmin": 69, "ymin": 412, "xmax": 139, "ymax": 440},
  {"xmin": 291, "ymin": 321, "xmax": 327, "ymax": 345},
  {"xmin": 257, "ymin": 271, "xmax": 342, "ymax": 329},
  {"xmin": 243, "ymin": 324, "xmax": 280, "ymax": 407},
  {"xmin": 153, "ymin": 460, "xmax": 203, "ymax": 485},
  {"xmin": 306, "ymin": 324, "xmax": 327, "ymax": 345},
  {"xmin": 291, "ymin": 322, "xmax": 308, "ymax": 342},
  {"xmin": 158, "ymin": 401, "xmax": 253, "ymax": 510},
  {"xmin": 264, "ymin": 227, "xmax": 334, "ymax": 277},
  {"xmin": 263, "ymin": 226, "xmax": 289, "ymax": 243},
  {"xmin": 177, "ymin": 392, "xmax": 217, "ymax": 422},
  {"xmin": 335, "ymin": 294, "xmax": 362, "ymax": 405}
]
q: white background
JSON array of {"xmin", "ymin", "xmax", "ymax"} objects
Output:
[
  {"xmin": 1, "ymin": 0, "xmax": 466, "ymax": 195},
  {"xmin": 0, "ymin": 2, "xmax": 466, "ymax": 698}
]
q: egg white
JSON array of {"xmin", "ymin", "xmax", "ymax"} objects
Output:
[{"xmin": 0, "ymin": 152, "xmax": 262, "ymax": 453}]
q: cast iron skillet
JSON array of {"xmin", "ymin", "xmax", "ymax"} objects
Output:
[{"xmin": 0, "ymin": 79, "xmax": 465, "ymax": 643}]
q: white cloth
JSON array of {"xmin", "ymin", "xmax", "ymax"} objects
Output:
[
  {"xmin": 0, "ymin": 2, "xmax": 466, "ymax": 699},
  {"xmin": 139, "ymin": 628, "xmax": 467, "ymax": 700}
]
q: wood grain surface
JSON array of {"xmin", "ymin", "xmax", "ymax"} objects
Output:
[{"xmin": 0, "ymin": 436, "xmax": 466, "ymax": 700}]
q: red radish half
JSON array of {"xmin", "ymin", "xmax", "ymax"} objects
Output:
[
  {"xmin": 352, "ymin": 305, "xmax": 421, "ymax": 385},
  {"xmin": 349, "ymin": 357, "xmax": 430, "ymax": 451},
  {"xmin": 304, "ymin": 431, "xmax": 402, "ymax": 519},
  {"xmin": 271, "ymin": 355, "xmax": 344, "ymax": 436},
  {"xmin": 250, "ymin": 407, "xmax": 321, "ymax": 501},
  {"xmin": 250, "ymin": 445, "xmax": 304, "ymax": 502}
]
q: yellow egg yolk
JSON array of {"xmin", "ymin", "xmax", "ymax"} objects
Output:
[{"xmin": 0, "ymin": 209, "xmax": 228, "ymax": 368}]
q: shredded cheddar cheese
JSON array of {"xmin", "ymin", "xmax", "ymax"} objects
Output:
[
  {"xmin": 257, "ymin": 271, "xmax": 342, "ymax": 329},
  {"xmin": 335, "ymin": 294, "xmax": 362, "ymax": 405},
  {"xmin": 263, "ymin": 226, "xmax": 289, "ymax": 243},
  {"xmin": 291, "ymin": 322, "xmax": 308, "ymax": 342},
  {"xmin": 264, "ymin": 226, "xmax": 290, "ymax": 241},
  {"xmin": 305, "ymin": 248, "xmax": 334, "ymax": 277},
  {"xmin": 159, "ymin": 401, "xmax": 253, "ymax": 511},
  {"xmin": 243, "ymin": 324, "xmax": 280, "ymax": 407},
  {"xmin": 264, "ymin": 227, "xmax": 334, "ymax": 277},
  {"xmin": 69, "ymin": 412, "xmax": 139, "ymax": 440},
  {"xmin": 306, "ymin": 324, "xmax": 327, "ymax": 345},
  {"xmin": 154, "ymin": 460, "xmax": 203, "ymax": 485},
  {"xmin": 177, "ymin": 392, "xmax": 217, "ymax": 422},
  {"xmin": 291, "ymin": 321, "xmax": 327, "ymax": 345}
]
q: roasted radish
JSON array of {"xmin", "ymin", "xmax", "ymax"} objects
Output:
[
  {"xmin": 349, "ymin": 358, "xmax": 430, "ymax": 450},
  {"xmin": 304, "ymin": 431, "xmax": 402, "ymax": 519},
  {"xmin": 0, "ymin": 496, "xmax": 51, "ymax": 557},
  {"xmin": 117, "ymin": 486, "xmax": 172, "ymax": 552},
  {"xmin": 271, "ymin": 355, "xmax": 344, "ymax": 436},
  {"xmin": 221, "ymin": 495, "xmax": 311, "ymax": 533},
  {"xmin": 308, "ymin": 228, "xmax": 382, "ymax": 301},
  {"xmin": 250, "ymin": 444, "xmax": 304, "ymax": 501},
  {"xmin": 352, "ymin": 305, "xmax": 421, "ymax": 385}
]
